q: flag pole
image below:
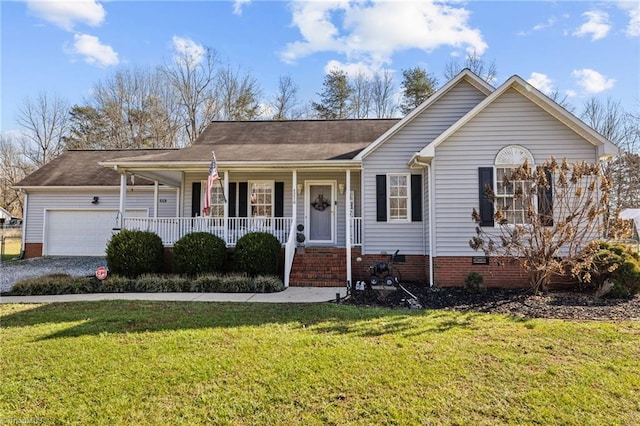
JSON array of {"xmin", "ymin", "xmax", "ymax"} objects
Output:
[{"xmin": 212, "ymin": 150, "xmax": 227, "ymax": 203}]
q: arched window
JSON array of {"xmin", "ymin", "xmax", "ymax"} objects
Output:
[{"xmin": 494, "ymin": 145, "xmax": 535, "ymax": 225}]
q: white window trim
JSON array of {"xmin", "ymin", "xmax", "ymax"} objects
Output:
[
  {"xmin": 201, "ymin": 179, "xmax": 225, "ymax": 218},
  {"xmin": 248, "ymin": 180, "xmax": 275, "ymax": 218},
  {"xmin": 493, "ymin": 145, "xmax": 536, "ymax": 227},
  {"xmin": 387, "ymin": 173, "xmax": 411, "ymax": 223}
]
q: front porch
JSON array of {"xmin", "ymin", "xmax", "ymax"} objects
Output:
[
  {"xmin": 122, "ymin": 216, "xmax": 362, "ymax": 288},
  {"xmin": 122, "ymin": 216, "xmax": 363, "ymax": 248}
]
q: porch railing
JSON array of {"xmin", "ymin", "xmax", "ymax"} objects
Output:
[
  {"xmin": 351, "ymin": 217, "xmax": 362, "ymax": 246},
  {"xmin": 123, "ymin": 217, "xmax": 294, "ymax": 247},
  {"xmin": 283, "ymin": 220, "xmax": 297, "ymax": 288}
]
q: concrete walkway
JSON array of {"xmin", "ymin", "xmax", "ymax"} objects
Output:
[{"xmin": 0, "ymin": 287, "xmax": 348, "ymax": 304}]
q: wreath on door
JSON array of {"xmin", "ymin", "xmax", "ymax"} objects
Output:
[{"xmin": 311, "ymin": 194, "xmax": 330, "ymax": 211}]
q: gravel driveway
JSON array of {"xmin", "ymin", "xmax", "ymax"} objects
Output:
[{"xmin": 0, "ymin": 257, "xmax": 107, "ymax": 293}]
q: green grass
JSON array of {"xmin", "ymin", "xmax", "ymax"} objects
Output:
[{"xmin": 1, "ymin": 302, "xmax": 639, "ymax": 425}]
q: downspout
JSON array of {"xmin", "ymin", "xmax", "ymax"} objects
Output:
[
  {"xmin": 427, "ymin": 163, "xmax": 435, "ymax": 288},
  {"xmin": 19, "ymin": 191, "xmax": 28, "ymax": 259},
  {"xmin": 412, "ymin": 156, "xmax": 435, "ymax": 288}
]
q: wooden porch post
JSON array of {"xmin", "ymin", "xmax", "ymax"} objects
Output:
[
  {"xmin": 345, "ymin": 169, "xmax": 351, "ymax": 286},
  {"xmin": 292, "ymin": 170, "xmax": 297, "ymax": 226},
  {"xmin": 153, "ymin": 180, "xmax": 159, "ymax": 218},
  {"xmin": 119, "ymin": 173, "xmax": 127, "ymax": 228},
  {"xmin": 224, "ymin": 170, "xmax": 229, "ymax": 243}
]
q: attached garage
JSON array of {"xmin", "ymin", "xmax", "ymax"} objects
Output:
[{"xmin": 43, "ymin": 209, "xmax": 147, "ymax": 256}]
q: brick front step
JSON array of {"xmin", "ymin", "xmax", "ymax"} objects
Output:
[{"xmin": 289, "ymin": 247, "xmax": 347, "ymax": 287}]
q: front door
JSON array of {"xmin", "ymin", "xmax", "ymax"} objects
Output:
[{"xmin": 306, "ymin": 182, "xmax": 335, "ymax": 244}]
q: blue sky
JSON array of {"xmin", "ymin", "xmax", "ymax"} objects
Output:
[{"xmin": 1, "ymin": 0, "xmax": 639, "ymax": 133}]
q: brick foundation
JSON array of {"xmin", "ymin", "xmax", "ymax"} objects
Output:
[
  {"xmin": 433, "ymin": 256, "xmax": 529, "ymax": 288},
  {"xmin": 23, "ymin": 243, "xmax": 42, "ymax": 258},
  {"xmin": 351, "ymin": 248, "xmax": 429, "ymax": 284}
]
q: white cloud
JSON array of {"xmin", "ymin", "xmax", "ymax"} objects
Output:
[
  {"xmin": 67, "ymin": 33, "xmax": 119, "ymax": 66},
  {"xmin": 233, "ymin": 0, "xmax": 251, "ymax": 16},
  {"xmin": 172, "ymin": 36, "xmax": 205, "ymax": 64},
  {"xmin": 573, "ymin": 10, "xmax": 611, "ymax": 40},
  {"xmin": 618, "ymin": 1, "xmax": 640, "ymax": 37},
  {"xmin": 565, "ymin": 89, "xmax": 578, "ymax": 98},
  {"xmin": 527, "ymin": 72, "xmax": 554, "ymax": 95},
  {"xmin": 280, "ymin": 1, "xmax": 486, "ymax": 67},
  {"xmin": 571, "ymin": 68, "xmax": 615, "ymax": 94},
  {"xmin": 26, "ymin": 0, "xmax": 105, "ymax": 31}
]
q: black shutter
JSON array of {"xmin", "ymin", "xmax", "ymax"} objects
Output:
[
  {"xmin": 238, "ymin": 182, "xmax": 248, "ymax": 217},
  {"xmin": 376, "ymin": 175, "xmax": 387, "ymax": 222},
  {"xmin": 411, "ymin": 174, "xmax": 422, "ymax": 222},
  {"xmin": 538, "ymin": 168, "xmax": 553, "ymax": 226},
  {"xmin": 274, "ymin": 182, "xmax": 284, "ymax": 217},
  {"xmin": 191, "ymin": 182, "xmax": 201, "ymax": 217},
  {"xmin": 478, "ymin": 167, "xmax": 494, "ymax": 227},
  {"xmin": 228, "ymin": 182, "xmax": 237, "ymax": 217}
]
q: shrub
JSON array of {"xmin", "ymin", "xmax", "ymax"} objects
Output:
[
  {"xmin": 98, "ymin": 275, "xmax": 132, "ymax": 293},
  {"xmin": 252, "ymin": 275, "xmax": 285, "ymax": 293},
  {"xmin": 234, "ymin": 232, "xmax": 281, "ymax": 276},
  {"xmin": 106, "ymin": 229, "xmax": 164, "ymax": 278},
  {"xmin": 191, "ymin": 274, "xmax": 224, "ymax": 292},
  {"xmin": 11, "ymin": 274, "xmax": 95, "ymax": 296},
  {"xmin": 575, "ymin": 241, "xmax": 640, "ymax": 298},
  {"xmin": 173, "ymin": 232, "xmax": 226, "ymax": 276},
  {"xmin": 464, "ymin": 272, "xmax": 485, "ymax": 294}
]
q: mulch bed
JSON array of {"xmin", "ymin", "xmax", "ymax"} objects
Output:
[{"xmin": 344, "ymin": 283, "xmax": 640, "ymax": 321}]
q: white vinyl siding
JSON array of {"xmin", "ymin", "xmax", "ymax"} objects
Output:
[
  {"xmin": 433, "ymin": 88, "xmax": 599, "ymax": 257},
  {"xmin": 362, "ymin": 80, "xmax": 487, "ymax": 254},
  {"xmin": 24, "ymin": 188, "xmax": 177, "ymax": 244}
]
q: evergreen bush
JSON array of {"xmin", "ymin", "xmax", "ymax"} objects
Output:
[
  {"xmin": 106, "ymin": 229, "xmax": 164, "ymax": 278},
  {"xmin": 173, "ymin": 232, "xmax": 226, "ymax": 276},
  {"xmin": 234, "ymin": 232, "xmax": 281, "ymax": 276}
]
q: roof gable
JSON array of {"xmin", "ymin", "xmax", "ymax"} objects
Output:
[
  {"xmin": 417, "ymin": 74, "xmax": 618, "ymax": 159},
  {"xmin": 355, "ymin": 69, "xmax": 494, "ymax": 160}
]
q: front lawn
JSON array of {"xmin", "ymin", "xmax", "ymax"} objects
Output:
[{"xmin": 1, "ymin": 302, "xmax": 639, "ymax": 424}]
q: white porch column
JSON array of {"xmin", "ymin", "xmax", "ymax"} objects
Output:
[
  {"xmin": 224, "ymin": 170, "xmax": 229, "ymax": 243},
  {"xmin": 153, "ymin": 180, "xmax": 159, "ymax": 218},
  {"xmin": 345, "ymin": 169, "xmax": 352, "ymax": 286},
  {"xmin": 119, "ymin": 173, "xmax": 127, "ymax": 228},
  {"xmin": 292, "ymin": 170, "xmax": 298, "ymax": 225},
  {"xmin": 175, "ymin": 187, "xmax": 180, "ymax": 217}
]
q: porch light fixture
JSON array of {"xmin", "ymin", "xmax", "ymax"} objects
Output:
[
  {"xmin": 296, "ymin": 183, "xmax": 303, "ymax": 195},
  {"xmin": 338, "ymin": 183, "xmax": 345, "ymax": 195},
  {"xmin": 91, "ymin": 196, "xmax": 99, "ymax": 205}
]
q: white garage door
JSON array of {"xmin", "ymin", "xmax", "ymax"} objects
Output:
[{"xmin": 44, "ymin": 210, "xmax": 147, "ymax": 256}]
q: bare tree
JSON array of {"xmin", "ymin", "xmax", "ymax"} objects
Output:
[
  {"xmin": 270, "ymin": 75, "xmax": 301, "ymax": 120},
  {"xmin": 349, "ymin": 71, "xmax": 372, "ymax": 119},
  {"xmin": 163, "ymin": 46, "xmax": 219, "ymax": 144},
  {"xmin": 470, "ymin": 157, "xmax": 612, "ymax": 293},
  {"xmin": 548, "ymin": 89, "xmax": 575, "ymax": 113},
  {"xmin": 371, "ymin": 70, "xmax": 396, "ymax": 118},
  {"xmin": 582, "ymin": 97, "xmax": 640, "ymax": 214},
  {"xmin": 16, "ymin": 92, "xmax": 70, "ymax": 167},
  {"xmin": 444, "ymin": 50, "xmax": 497, "ymax": 83},
  {"xmin": 75, "ymin": 66, "xmax": 180, "ymax": 149},
  {"xmin": 216, "ymin": 64, "xmax": 263, "ymax": 121},
  {"xmin": 0, "ymin": 134, "xmax": 34, "ymax": 215}
]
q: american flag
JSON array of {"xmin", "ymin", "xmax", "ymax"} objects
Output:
[{"xmin": 203, "ymin": 157, "xmax": 220, "ymax": 215}]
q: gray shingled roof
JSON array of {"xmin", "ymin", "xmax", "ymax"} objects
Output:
[
  {"xmin": 16, "ymin": 149, "xmax": 177, "ymax": 187},
  {"xmin": 16, "ymin": 120, "xmax": 399, "ymax": 187},
  {"xmin": 109, "ymin": 119, "xmax": 399, "ymax": 163}
]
